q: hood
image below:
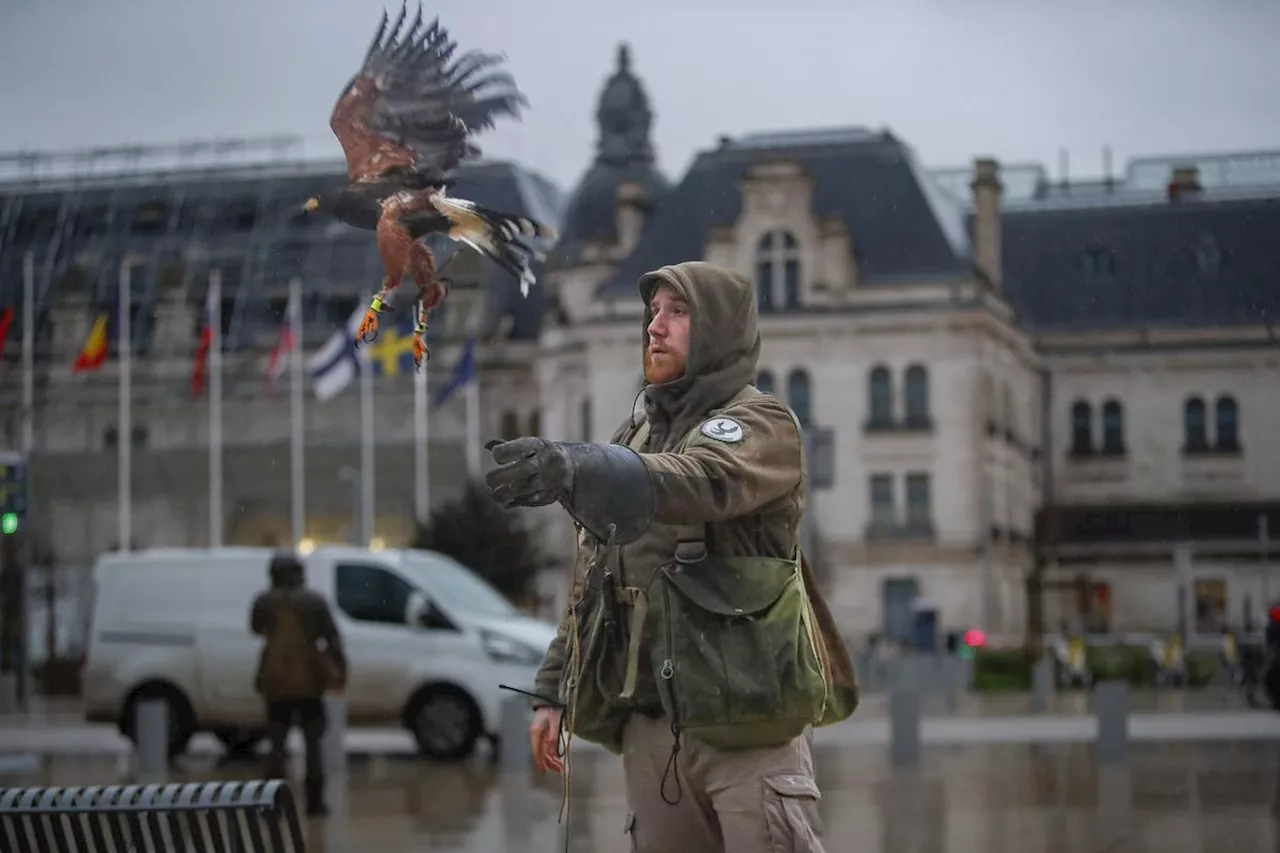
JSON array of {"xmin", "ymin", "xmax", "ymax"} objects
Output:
[
  {"xmin": 638, "ymin": 261, "xmax": 760, "ymax": 448},
  {"xmin": 470, "ymin": 613, "xmax": 558, "ymax": 648}
]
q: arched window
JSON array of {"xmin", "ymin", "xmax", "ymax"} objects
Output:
[
  {"xmin": 1101, "ymin": 399, "xmax": 1125, "ymax": 455},
  {"xmin": 868, "ymin": 365, "xmax": 893, "ymax": 428},
  {"xmin": 755, "ymin": 231, "xmax": 801, "ymax": 312},
  {"xmin": 903, "ymin": 364, "xmax": 930, "ymax": 427},
  {"xmin": 527, "ymin": 409, "xmax": 541, "ymax": 436},
  {"xmin": 756, "ymin": 370, "xmax": 775, "ymax": 396},
  {"xmin": 787, "ymin": 368, "xmax": 812, "ymax": 427},
  {"xmin": 1215, "ymin": 395, "xmax": 1239, "ymax": 451},
  {"xmin": 1070, "ymin": 401, "xmax": 1093, "ymax": 455},
  {"xmin": 1183, "ymin": 396, "xmax": 1207, "ymax": 452}
]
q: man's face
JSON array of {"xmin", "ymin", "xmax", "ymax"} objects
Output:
[{"xmin": 644, "ymin": 283, "xmax": 690, "ymax": 384}]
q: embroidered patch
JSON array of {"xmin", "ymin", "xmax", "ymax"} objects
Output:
[{"xmin": 699, "ymin": 417, "xmax": 745, "ymax": 443}]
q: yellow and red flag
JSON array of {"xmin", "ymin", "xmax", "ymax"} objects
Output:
[{"xmin": 73, "ymin": 311, "xmax": 112, "ymax": 372}]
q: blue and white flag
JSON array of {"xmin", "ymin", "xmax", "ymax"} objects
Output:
[{"xmin": 305, "ymin": 306, "xmax": 365, "ymax": 401}]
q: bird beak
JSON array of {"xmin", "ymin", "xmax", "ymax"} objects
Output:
[{"xmin": 303, "ymin": 197, "xmax": 319, "ymax": 212}]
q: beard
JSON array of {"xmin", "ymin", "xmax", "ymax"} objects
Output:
[{"xmin": 644, "ymin": 345, "xmax": 685, "ymax": 385}]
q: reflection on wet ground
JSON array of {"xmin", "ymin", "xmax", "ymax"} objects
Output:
[{"xmin": 2, "ymin": 739, "xmax": 1278, "ymax": 852}]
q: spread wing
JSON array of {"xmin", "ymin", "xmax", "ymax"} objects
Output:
[{"xmin": 329, "ymin": 2, "xmax": 527, "ymax": 185}]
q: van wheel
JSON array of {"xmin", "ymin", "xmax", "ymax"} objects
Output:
[
  {"xmin": 406, "ymin": 685, "xmax": 482, "ymax": 761},
  {"xmin": 121, "ymin": 684, "xmax": 196, "ymax": 760}
]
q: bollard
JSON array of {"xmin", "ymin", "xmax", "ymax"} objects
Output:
[
  {"xmin": 135, "ymin": 697, "xmax": 168, "ymax": 780},
  {"xmin": 889, "ymin": 660, "xmax": 921, "ymax": 767},
  {"xmin": 499, "ymin": 694, "xmax": 532, "ymax": 774},
  {"xmin": 1094, "ymin": 679, "xmax": 1129, "ymax": 765},
  {"xmin": 0, "ymin": 673, "xmax": 16, "ymax": 713},
  {"xmin": 498, "ymin": 695, "xmax": 534, "ymax": 848},
  {"xmin": 323, "ymin": 694, "xmax": 348, "ymax": 779},
  {"xmin": 1032, "ymin": 655, "xmax": 1054, "ymax": 713}
]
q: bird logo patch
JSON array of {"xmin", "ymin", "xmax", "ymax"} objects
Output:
[{"xmin": 700, "ymin": 417, "xmax": 745, "ymax": 443}]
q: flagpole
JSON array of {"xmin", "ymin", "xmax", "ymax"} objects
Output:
[
  {"xmin": 359, "ymin": 344, "xmax": 375, "ymax": 547},
  {"xmin": 118, "ymin": 260, "xmax": 132, "ymax": 552},
  {"xmin": 414, "ymin": 356, "xmax": 430, "ymax": 525},
  {"xmin": 289, "ymin": 278, "xmax": 306, "ymax": 546},
  {"xmin": 464, "ymin": 358, "xmax": 481, "ymax": 483},
  {"xmin": 20, "ymin": 252, "xmax": 34, "ymax": 457},
  {"xmin": 209, "ymin": 270, "xmax": 223, "ymax": 548}
]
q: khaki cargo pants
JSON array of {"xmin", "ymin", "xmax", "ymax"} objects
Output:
[{"xmin": 621, "ymin": 712, "xmax": 825, "ymax": 853}]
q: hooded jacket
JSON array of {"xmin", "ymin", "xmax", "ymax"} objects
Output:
[
  {"xmin": 251, "ymin": 559, "xmax": 348, "ymax": 702},
  {"xmin": 533, "ymin": 261, "xmax": 808, "ymax": 714}
]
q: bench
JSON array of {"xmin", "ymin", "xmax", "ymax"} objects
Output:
[{"xmin": 0, "ymin": 779, "xmax": 306, "ymax": 852}]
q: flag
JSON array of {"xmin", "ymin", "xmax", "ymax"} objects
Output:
[
  {"xmin": 0, "ymin": 306, "xmax": 14, "ymax": 359},
  {"xmin": 306, "ymin": 306, "xmax": 365, "ymax": 401},
  {"xmin": 73, "ymin": 309, "xmax": 113, "ymax": 372},
  {"xmin": 264, "ymin": 292, "xmax": 298, "ymax": 392},
  {"xmin": 191, "ymin": 286, "xmax": 217, "ymax": 397},
  {"xmin": 306, "ymin": 308, "xmax": 420, "ymax": 401},
  {"xmin": 431, "ymin": 335, "xmax": 477, "ymax": 408}
]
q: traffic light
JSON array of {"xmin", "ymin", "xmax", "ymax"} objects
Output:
[{"xmin": 0, "ymin": 453, "xmax": 26, "ymax": 537}]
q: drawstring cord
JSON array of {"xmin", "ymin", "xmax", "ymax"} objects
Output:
[{"xmin": 659, "ymin": 718, "xmax": 683, "ymax": 805}]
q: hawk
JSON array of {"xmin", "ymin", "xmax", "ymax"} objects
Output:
[{"xmin": 304, "ymin": 3, "xmax": 556, "ymax": 369}]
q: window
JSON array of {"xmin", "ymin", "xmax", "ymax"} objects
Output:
[
  {"xmin": 1183, "ymin": 396, "xmax": 1208, "ymax": 452},
  {"xmin": 1194, "ymin": 579, "xmax": 1227, "ymax": 633},
  {"xmin": 335, "ymin": 563, "xmax": 415, "ymax": 625},
  {"xmin": 500, "ymin": 411, "xmax": 520, "ymax": 441},
  {"xmin": 869, "ymin": 474, "xmax": 895, "ymax": 531},
  {"xmin": 1070, "ymin": 401, "xmax": 1093, "ymax": 455},
  {"xmin": 402, "ymin": 551, "xmax": 519, "ymax": 619},
  {"xmin": 1215, "ymin": 395, "xmax": 1239, "ymax": 451},
  {"xmin": 787, "ymin": 368, "xmax": 812, "ymax": 427},
  {"xmin": 905, "ymin": 473, "xmax": 932, "ymax": 531},
  {"xmin": 580, "ymin": 397, "xmax": 592, "ymax": 442},
  {"xmin": 755, "ymin": 231, "xmax": 801, "ymax": 312},
  {"xmin": 868, "ymin": 365, "xmax": 893, "ymax": 428},
  {"xmin": 903, "ymin": 364, "xmax": 930, "ymax": 428},
  {"xmin": 527, "ymin": 410, "xmax": 541, "ymax": 436},
  {"xmin": 1100, "ymin": 399, "xmax": 1125, "ymax": 455},
  {"xmin": 756, "ymin": 370, "xmax": 775, "ymax": 396}
]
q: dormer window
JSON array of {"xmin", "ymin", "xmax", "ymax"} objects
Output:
[{"xmin": 755, "ymin": 231, "xmax": 801, "ymax": 312}]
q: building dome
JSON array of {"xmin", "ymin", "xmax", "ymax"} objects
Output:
[{"xmin": 549, "ymin": 44, "xmax": 669, "ymax": 268}]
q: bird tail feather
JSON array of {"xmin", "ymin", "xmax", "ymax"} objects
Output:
[{"xmin": 431, "ymin": 194, "xmax": 557, "ymax": 297}]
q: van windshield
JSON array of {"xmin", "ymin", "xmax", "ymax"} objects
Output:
[{"xmin": 400, "ymin": 551, "xmax": 521, "ymax": 619}]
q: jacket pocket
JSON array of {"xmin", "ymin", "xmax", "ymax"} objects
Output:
[
  {"xmin": 763, "ymin": 773, "xmax": 823, "ymax": 853},
  {"xmin": 651, "ymin": 556, "xmax": 827, "ymax": 750}
]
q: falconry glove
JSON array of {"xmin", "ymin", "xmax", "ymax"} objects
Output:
[{"xmin": 484, "ymin": 437, "xmax": 655, "ymax": 545}]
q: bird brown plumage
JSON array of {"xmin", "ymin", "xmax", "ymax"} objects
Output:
[{"xmin": 317, "ymin": 3, "xmax": 555, "ymax": 369}]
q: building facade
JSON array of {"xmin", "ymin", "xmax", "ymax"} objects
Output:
[{"xmin": 2, "ymin": 47, "xmax": 1278, "ymax": 648}]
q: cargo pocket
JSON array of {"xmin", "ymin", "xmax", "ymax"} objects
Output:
[{"xmin": 763, "ymin": 773, "xmax": 823, "ymax": 853}]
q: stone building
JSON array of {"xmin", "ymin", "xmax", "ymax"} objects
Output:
[{"xmin": 2, "ymin": 46, "xmax": 1278, "ymax": 649}]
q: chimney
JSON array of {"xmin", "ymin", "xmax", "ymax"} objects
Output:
[
  {"xmin": 1167, "ymin": 165, "xmax": 1201, "ymax": 201},
  {"xmin": 615, "ymin": 179, "xmax": 648, "ymax": 257},
  {"xmin": 971, "ymin": 157, "xmax": 1003, "ymax": 292}
]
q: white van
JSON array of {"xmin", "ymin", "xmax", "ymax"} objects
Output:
[{"xmin": 81, "ymin": 545, "xmax": 559, "ymax": 761}]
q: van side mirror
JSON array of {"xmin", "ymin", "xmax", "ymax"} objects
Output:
[{"xmin": 405, "ymin": 591, "xmax": 430, "ymax": 627}]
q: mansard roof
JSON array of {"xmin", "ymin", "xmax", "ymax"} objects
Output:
[{"xmin": 596, "ymin": 127, "xmax": 973, "ymax": 298}]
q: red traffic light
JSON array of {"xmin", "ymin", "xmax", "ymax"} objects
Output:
[{"xmin": 963, "ymin": 628, "xmax": 987, "ymax": 648}]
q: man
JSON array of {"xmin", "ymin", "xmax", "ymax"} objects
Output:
[
  {"xmin": 250, "ymin": 551, "xmax": 348, "ymax": 817},
  {"xmin": 485, "ymin": 261, "xmax": 857, "ymax": 853}
]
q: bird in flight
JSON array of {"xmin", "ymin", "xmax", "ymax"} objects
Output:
[{"xmin": 304, "ymin": 3, "xmax": 556, "ymax": 369}]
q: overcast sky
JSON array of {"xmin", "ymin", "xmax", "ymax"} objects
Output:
[{"xmin": 1, "ymin": 0, "xmax": 1277, "ymax": 193}]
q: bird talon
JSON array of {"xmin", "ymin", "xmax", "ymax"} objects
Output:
[
  {"xmin": 413, "ymin": 335, "xmax": 429, "ymax": 370},
  {"xmin": 356, "ymin": 309, "xmax": 381, "ymax": 345}
]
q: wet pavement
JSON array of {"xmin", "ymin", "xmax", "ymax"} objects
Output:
[
  {"xmin": 2, "ymin": 693, "xmax": 1279, "ymax": 851},
  {"xmin": 2, "ymin": 737, "xmax": 1279, "ymax": 850}
]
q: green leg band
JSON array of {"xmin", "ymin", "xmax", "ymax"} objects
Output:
[{"xmin": 370, "ymin": 296, "xmax": 386, "ymax": 313}]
